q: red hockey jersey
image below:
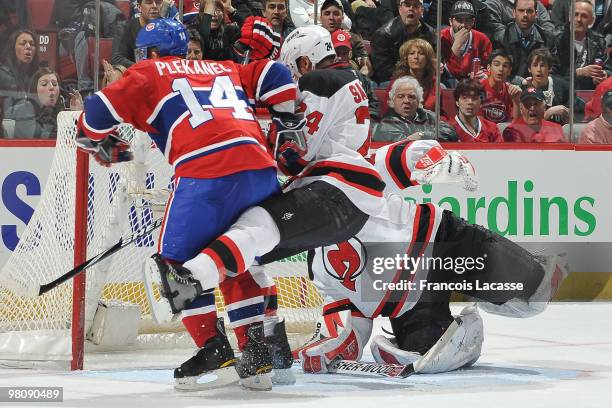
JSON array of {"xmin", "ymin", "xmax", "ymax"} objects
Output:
[
  {"xmin": 479, "ymin": 78, "xmax": 514, "ymax": 124},
  {"xmin": 449, "ymin": 115, "xmax": 504, "ymax": 143},
  {"xmin": 441, "ymin": 28, "xmax": 492, "ymax": 80},
  {"xmin": 78, "ymin": 57, "xmax": 296, "ymax": 179}
]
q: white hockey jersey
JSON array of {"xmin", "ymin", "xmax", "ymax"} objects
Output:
[
  {"xmin": 309, "ymin": 139, "xmax": 447, "ymax": 319},
  {"xmin": 286, "ymin": 69, "xmax": 387, "ymax": 217}
]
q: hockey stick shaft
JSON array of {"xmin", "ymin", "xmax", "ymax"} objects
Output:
[{"xmin": 38, "ymin": 218, "xmax": 163, "ymax": 296}]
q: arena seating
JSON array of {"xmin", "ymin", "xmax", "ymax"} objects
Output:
[{"xmin": 27, "ymin": 0, "xmax": 55, "ymax": 30}]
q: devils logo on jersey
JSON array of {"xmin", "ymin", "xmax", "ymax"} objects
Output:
[{"xmin": 322, "ymin": 238, "xmax": 367, "ymax": 292}]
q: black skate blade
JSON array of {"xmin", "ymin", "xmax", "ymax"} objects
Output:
[{"xmin": 174, "ymin": 366, "xmax": 240, "ymax": 391}]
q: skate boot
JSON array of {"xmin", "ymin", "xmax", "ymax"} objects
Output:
[
  {"xmin": 152, "ymin": 253, "xmax": 203, "ymax": 314},
  {"xmin": 174, "ymin": 318, "xmax": 239, "ymax": 391},
  {"xmin": 265, "ymin": 317, "xmax": 296, "ymax": 385},
  {"xmin": 236, "ymin": 322, "xmax": 274, "ymax": 391}
]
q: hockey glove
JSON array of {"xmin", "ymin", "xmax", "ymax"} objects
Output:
[
  {"xmin": 297, "ymin": 309, "xmax": 373, "ymax": 374},
  {"xmin": 411, "ymin": 146, "xmax": 478, "ymax": 191},
  {"xmin": 268, "ymin": 115, "xmax": 309, "ymax": 176},
  {"xmin": 76, "ymin": 134, "xmax": 133, "ymax": 167},
  {"xmin": 237, "ymin": 16, "xmax": 281, "ymax": 60}
]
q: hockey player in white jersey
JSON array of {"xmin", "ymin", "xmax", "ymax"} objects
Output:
[{"xmin": 296, "ymin": 139, "xmax": 569, "ymax": 374}]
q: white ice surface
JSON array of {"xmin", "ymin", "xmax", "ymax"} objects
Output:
[{"xmin": 1, "ymin": 303, "xmax": 611, "ymax": 408}]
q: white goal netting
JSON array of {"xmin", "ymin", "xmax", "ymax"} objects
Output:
[{"xmin": 0, "ymin": 111, "xmax": 323, "ymax": 364}]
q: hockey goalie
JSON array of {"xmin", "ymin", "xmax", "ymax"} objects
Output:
[{"xmin": 296, "ymin": 139, "xmax": 569, "ymax": 374}]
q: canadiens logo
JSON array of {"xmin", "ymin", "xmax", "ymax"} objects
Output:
[
  {"xmin": 337, "ymin": 33, "xmax": 346, "ymax": 42},
  {"xmin": 322, "ymin": 238, "xmax": 367, "ymax": 292},
  {"xmin": 145, "ymin": 23, "xmax": 156, "ymax": 31}
]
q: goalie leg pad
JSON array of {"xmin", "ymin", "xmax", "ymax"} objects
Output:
[
  {"xmin": 373, "ymin": 306, "xmax": 483, "ymax": 373},
  {"xmin": 258, "ymin": 181, "xmax": 369, "ymax": 264},
  {"xmin": 478, "ymin": 254, "xmax": 569, "ymax": 318}
]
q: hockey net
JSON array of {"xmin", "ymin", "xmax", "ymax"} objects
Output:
[{"xmin": 0, "ymin": 111, "xmax": 323, "ymax": 368}]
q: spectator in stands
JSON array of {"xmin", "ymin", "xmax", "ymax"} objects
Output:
[
  {"xmin": 290, "ymin": 0, "xmax": 352, "ymax": 29},
  {"xmin": 450, "ymin": 79, "xmax": 503, "ymax": 142},
  {"xmin": 351, "ymin": 0, "xmax": 395, "ymax": 41},
  {"xmin": 190, "ymin": 0, "xmax": 243, "ymax": 61},
  {"xmin": 551, "ymin": 0, "xmax": 610, "ymax": 34},
  {"xmin": 493, "ymin": 0, "xmax": 558, "ymax": 82},
  {"xmin": 503, "ymin": 87, "xmax": 566, "ymax": 142},
  {"xmin": 482, "ymin": 0, "xmax": 557, "ymax": 44},
  {"xmin": 12, "ymin": 68, "xmax": 83, "ymax": 139},
  {"xmin": 320, "ymin": 0, "xmax": 372, "ymax": 77},
  {"xmin": 0, "ymin": 29, "xmax": 39, "ymax": 120},
  {"xmin": 371, "ymin": 0, "xmax": 436, "ymax": 85},
  {"xmin": 426, "ymin": 0, "xmax": 487, "ymax": 32},
  {"xmin": 112, "ymin": 0, "xmax": 162, "ymax": 68},
  {"xmin": 372, "ymin": 76, "xmax": 458, "ymax": 142},
  {"xmin": 331, "ymin": 30, "xmax": 380, "ymax": 120},
  {"xmin": 263, "ymin": 0, "xmax": 295, "ymax": 39},
  {"xmin": 391, "ymin": 38, "xmax": 439, "ymax": 112},
  {"xmin": 186, "ymin": 28, "xmax": 204, "ymax": 60},
  {"xmin": 585, "ymin": 76, "xmax": 612, "ymax": 120},
  {"xmin": 579, "ymin": 90, "xmax": 612, "ymax": 144},
  {"xmin": 556, "ymin": 0, "xmax": 610, "ymax": 91},
  {"xmin": 0, "ymin": 1, "xmax": 17, "ymax": 65},
  {"xmin": 523, "ymin": 48, "xmax": 570, "ymax": 125},
  {"xmin": 440, "ymin": 1, "xmax": 492, "ymax": 82},
  {"xmin": 480, "ymin": 50, "xmax": 521, "ymax": 123}
]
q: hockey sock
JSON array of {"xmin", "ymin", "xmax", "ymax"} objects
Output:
[
  {"xmin": 220, "ymin": 270, "xmax": 268, "ymax": 351},
  {"xmin": 181, "ymin": 291, "xmax": 219, "ymax": 348},
  {"xmin": 184, "ymin": 207, "xmax": 280, "ymax": 287}
]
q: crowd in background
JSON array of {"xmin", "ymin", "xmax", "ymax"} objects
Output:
[{"xmin": 0, "ymin": 0, "xmax": 611, "ymax": 142}]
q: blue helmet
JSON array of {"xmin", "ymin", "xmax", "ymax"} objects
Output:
[{"xmin": 135, "ymin": 18, "xmax": 188, "ymax": 62}]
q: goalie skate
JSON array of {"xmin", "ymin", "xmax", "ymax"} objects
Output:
[{"xmin": 174, "ymin": 319, "xmax": 239, "ymax": 391}]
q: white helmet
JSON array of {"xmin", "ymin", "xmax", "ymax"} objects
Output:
[{"xmin": 280, "ymin": 25, "xmax": 336, "ymax": 80}]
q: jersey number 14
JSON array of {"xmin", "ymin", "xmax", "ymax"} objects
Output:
[{"xmin": 172, "ymin": 76, "xmax": 254, "ymax": 128}]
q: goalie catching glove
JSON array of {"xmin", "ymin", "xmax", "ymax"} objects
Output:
[
  {"xmin": 296, "ymin": 307, "xmax": 373, "ymax": 374},
  {"xmin": 411, "ymin": 146, "xmax": 478, "ymax": 192},
  {"xmin": 235, "ymin": 16, "xmax": 281, "ymax": 61},
  {"xmin": 76, "ymin": 133, "xmax": 133, "ymax": 167}
]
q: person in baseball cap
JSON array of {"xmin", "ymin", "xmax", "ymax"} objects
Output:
[
  {"xmin": 441, "ymin": 0, "xmax": 491, "ymax": 81},
  {"xmin": 331, "ymin": 29, "xmax": 353, "ymax": 63},
  {"xmin": 502, "ymin": 86, "xmax": 565, "ymax": 142}
]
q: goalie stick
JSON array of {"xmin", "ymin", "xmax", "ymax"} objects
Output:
[
  {"xmin": 7, "ymin": 218, "xmax": 163, "ymax": 298},
  {"xmin": 292, "ymin": 359, "xmax": 415, "ymax": 379}
]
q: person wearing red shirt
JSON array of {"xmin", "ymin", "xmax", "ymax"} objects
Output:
[
  {"xmin": 450, "ymin": 79, "xmax": 503, "ymax": 142},
  {"xmin": 440, "ymin": 1, "xmax": 492, "ymax": 81},
  {"xmin": 503, "ymin": 87, "xmax": 566, "ymax": 142},
  {"xmin": 479, "ymin": 49, "xmax": 521, "ymax": 123},
  {"xmin": 584, "ymin": 76, "xmax": 612, "ymax": 120}
]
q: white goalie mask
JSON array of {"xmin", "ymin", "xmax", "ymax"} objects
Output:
[{"xmin": 280, "ymin": 25, "xmax": 336, "ymax": 80}]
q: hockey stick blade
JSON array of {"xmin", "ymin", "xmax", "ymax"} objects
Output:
[
  {"xmin": 293, "ymin": 359, "xmax": 415, "ymax": 379},
  {"xmin": 36, "ymin": 218, "xmax": 163, "ymax": 297},
  {"xmin": 328, "ymin": 360, "xmax": 415, "ymax": 379}
]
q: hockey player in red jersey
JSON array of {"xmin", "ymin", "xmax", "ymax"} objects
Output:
[
  {"xmin": 75, "ymin": 18, "xmax": 297, "ymax": 391},
  {"xmin": 449, "ymin": 80, "xmax": 504, "ymax": 142}
]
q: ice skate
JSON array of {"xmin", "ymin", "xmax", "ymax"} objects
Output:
[
  {"xmin": 236, "ymin": 323, "xmax": 274, "ymax": 391},
  {"xmin": 174, "ymin": 319, "xmax": 239, "ymax": 391},
  {"xmin": 151, "ymin": 253, "xmax": 203, "ymax": 314},
  {"xmin": 265, "ymin": 317, "xmax": 296, "ymax": 385}
]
